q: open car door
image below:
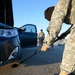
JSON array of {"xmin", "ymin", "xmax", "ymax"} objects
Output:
[{"xmin": 18, "ymin": 24, "xmax": 37, "ymax": 48}]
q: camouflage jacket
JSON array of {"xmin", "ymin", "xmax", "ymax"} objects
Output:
[
  {"xmin": 38, "ymin": 31, "xmax": 45, "ymax": 38},
  {"xmin": 44, "ymin": 0, "xmax": 75, "ymax": 48}
]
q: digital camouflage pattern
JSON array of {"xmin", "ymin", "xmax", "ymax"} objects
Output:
[
  {"xmin": 60, "ymin": 24, "xmax": 75, "ymax": 74},
  {"xmin": 44, "ymin": 0, "xmax": 75, "ymax": 74},
  {"xmin": 44, "ymin": 0, "xmax": 71, "ymax": 47}
]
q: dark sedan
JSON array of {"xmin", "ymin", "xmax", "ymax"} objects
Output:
[{"xmin": 0, "ymin": 0, "xmax": 37, "ymax": 66}]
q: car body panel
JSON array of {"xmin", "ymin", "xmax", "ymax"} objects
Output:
[{"xmin": 0, "ymin": 29, "xmax": 21, "ymax": 66}]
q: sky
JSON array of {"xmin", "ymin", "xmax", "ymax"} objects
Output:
[{"xmin": 12, "ymin": 0, "xmax": 71, "ymax": 37}]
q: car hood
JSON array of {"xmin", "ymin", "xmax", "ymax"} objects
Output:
[{"xmin": 0, "ymin": 0, "xmax": 14, "ymax": 28}]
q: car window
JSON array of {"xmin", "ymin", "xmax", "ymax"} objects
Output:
[{"xmin": 22, "ymin": 24, "xmax": 37, "ymax": 33}]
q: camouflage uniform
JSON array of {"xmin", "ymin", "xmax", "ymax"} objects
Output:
[
  {"xmin": 38, "ymin": 30, "xmax": 45, "ymax": 45},
  {"xmin": 44, "ymin": 0, "xmax": 75, "ymax": 74}
]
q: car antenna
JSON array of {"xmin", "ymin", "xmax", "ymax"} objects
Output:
[{"xmin": 11, "ymin": 50, "xmax": 41, "ymax": 68}]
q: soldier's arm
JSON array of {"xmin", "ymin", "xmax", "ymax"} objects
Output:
[{"xmin": 44, "ymin": 0, "xmax": 71, "ymax": 48}]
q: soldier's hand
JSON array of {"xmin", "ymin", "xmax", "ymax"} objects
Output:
[{"xmin": 41, "ymin": 45, "xmax": 48, "ymax": 51}]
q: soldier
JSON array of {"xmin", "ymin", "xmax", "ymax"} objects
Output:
[
  {"xmin": 41, "ymin": 0, "xmax": 75, "ymax": 75},
  {"xmin": 38, "ymin": 29, "xmax": 45, "ymax": 46}
]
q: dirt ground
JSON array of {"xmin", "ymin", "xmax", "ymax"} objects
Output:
[{"xmin": 0, "ymin": 46, "xmax": 64, "ymax": 75}]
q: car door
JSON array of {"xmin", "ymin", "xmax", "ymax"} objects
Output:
[{"xmin": 18, "ymin": 24, "xmax": 37, "ymax": 48}]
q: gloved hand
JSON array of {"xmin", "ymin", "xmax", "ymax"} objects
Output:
[{"xmin": 41, "ymin": 45, "xmax": 48, "ymax": 51}]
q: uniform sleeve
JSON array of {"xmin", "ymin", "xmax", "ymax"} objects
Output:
[{"xmin": 44, "ymin": 0, "xmax": 71, "ymax": 48}]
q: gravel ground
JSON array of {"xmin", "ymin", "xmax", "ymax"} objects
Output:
[{"xmin": 0, "ymin": 45, "xmax": 64, "ymax": 75}]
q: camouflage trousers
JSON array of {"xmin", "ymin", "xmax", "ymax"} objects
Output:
[{"xmin": 60, "ymin": 24, "xmax": 75, "ymax": 74}]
